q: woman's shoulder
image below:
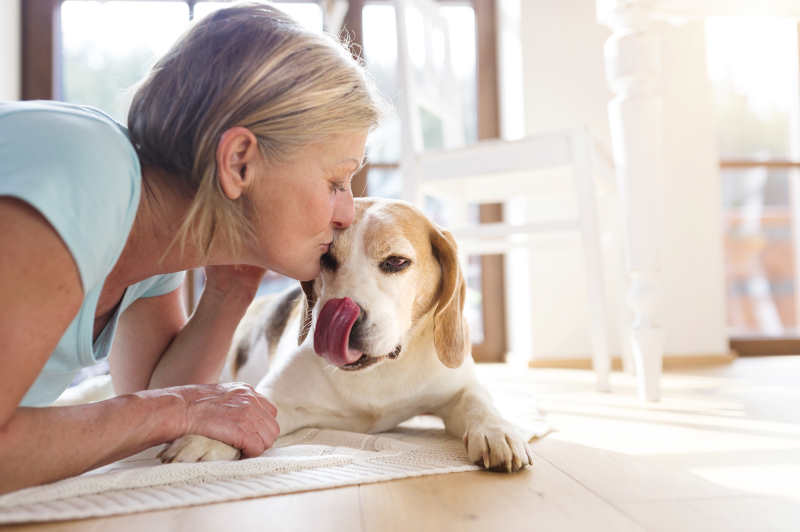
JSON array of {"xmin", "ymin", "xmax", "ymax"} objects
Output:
[
  {"xmin": 0, "ymin": 100, "xmax": 138, "ymax": 176},
  {"xmin": 0, "ymin": 101, "xmax": 142, "ymax": 292},
  {"xmin": 0, "ymin": 100, "xmax": 135, "ymax": 157},
  {"xmin": 1, "ymin": 99, "xmax": 121, "ymax": 124}
]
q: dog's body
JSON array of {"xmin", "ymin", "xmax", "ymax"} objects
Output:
[{"xmin": 162, "ymin": 198, "xmax": 533, "ymax": 472}]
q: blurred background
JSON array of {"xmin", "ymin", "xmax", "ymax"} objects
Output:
[{"xmin": 3, "ymin": 0, "xmax": 800, "ymax": 364}]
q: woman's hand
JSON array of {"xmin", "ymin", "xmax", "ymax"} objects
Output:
[{"xmin": 164, "ymin": 382, "xmax": 279, "ymax": 458}]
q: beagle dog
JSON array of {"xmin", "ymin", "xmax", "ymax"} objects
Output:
[{"xmin": 160, "ymin": 198, "xmax": 533, "ymax": 472}]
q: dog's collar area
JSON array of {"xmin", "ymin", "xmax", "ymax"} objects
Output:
[{"xmin": 340, "ymin": 344, "xmax": 402, "ymax": 371}]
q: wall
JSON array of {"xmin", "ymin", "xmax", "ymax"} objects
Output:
[
  {"xmin": 503, "ymin": 0, "xmax": 728, "ymax": 359},
  {"xmin": 0, "ymin": 0, "xmax": 21, "ymax": 100}
]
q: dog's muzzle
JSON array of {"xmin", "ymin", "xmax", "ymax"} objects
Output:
[{"xmin": 341, "ymin": 344, "xmax": 403, "ymax": 371}]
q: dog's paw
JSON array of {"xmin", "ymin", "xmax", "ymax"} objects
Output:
[
  {"xmin": 158, "ymin": 434, "xmax": 242, "ymax": 463},
  {"xmin": 464, "ymin": 422, "xmax": 534, "ymax": 473}
]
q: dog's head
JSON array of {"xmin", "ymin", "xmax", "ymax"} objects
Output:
[{"xmin": 298, "ymin": 198, "xmax": 469, "ymax": 371}]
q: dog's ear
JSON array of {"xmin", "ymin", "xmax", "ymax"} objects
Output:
[
  {"xmin": 430, "ymin": 227, "xmax": 469, "ymax": 368},
  {"xmin": 298, "ymin": 280, "xmax": 316, "ymax": 345}
]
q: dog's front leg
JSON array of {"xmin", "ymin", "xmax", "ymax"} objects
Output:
[{"xmin": 436, "ymin": 384, "xmax": 534, "ymax": 473}]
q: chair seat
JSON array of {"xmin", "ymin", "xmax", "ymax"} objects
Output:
[
  {"xmin": 412, "ymin": 131, "xmax": 580, "ymax": 203},
  {"xmin": 450, "ymin": 220, "xmax": 582, "ymax": 255},
  {"xmin": 418, "ymin": 166, "xmax": 574, "ymax": 204},
  {"xmin": 412, "ymin": 130, "xmax": 573, "ymax": 176}
]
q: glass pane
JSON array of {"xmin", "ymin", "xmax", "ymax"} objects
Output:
[
  {"xmin": 60, "ymin": 1, "xmax": 190, "ymax": 122},
  {"xmin": 706, "ymin": 18, "xmax": 800, "ymax": 337},
  {"xmin": 367, "ymin": 166, "xmax": 402, "ymax": 199},
  {"xmin": 723, "ymin": 167, "xmax": 797, "ymax": 335},
  {"xmin": 194, "ymin": 2, "xmax": 323, "ymax": 31},
  {"xmin": 362, "ymin": 3, "xmax": 400, "ymax": 164},
  {"xmin": 441, "ymin": 4, "xmax": 477, "ymax": 145},
  {"xmin": 705, "ymin": 18, "xmax": 797, "ymax": 159},
  {"xmin": 420, "ymin": 106, "xmax": 445, "ymax": 150},
  {"xmin": 362, "ymin": 2, "xmax": 476, "ymax": 165},
  {"xmin": 465, "ymin": 255, "xmax": 484, "ymax": 344}
]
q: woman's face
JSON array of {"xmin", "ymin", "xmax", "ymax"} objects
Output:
[{"xmin": 247, "ymin": 130, "xmax": 368, "ymax": 281}]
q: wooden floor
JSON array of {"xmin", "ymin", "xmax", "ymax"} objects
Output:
[{"xmin": 3, "ymin": 356, "xmax": 799, "ymax": 532}]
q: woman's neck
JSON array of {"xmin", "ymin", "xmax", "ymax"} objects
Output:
[{"xmin": 106, "ymin": 166, "xmax": 204, "ymax": 290}]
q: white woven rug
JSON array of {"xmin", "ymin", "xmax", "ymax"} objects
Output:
[{"xmin": 0, "ymin": 407, "xmax": 549, "ymax": 524}]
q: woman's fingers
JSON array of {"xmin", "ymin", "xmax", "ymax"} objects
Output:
[
  {"xmin": 178, "ymin": 382, "xmax": 280, "ymax": 457},
  {"xmin": 239, "ymin": 415, "xmax": 281, "ymax": 458},
  {"xmin": 263, "ymin": 398, "xmax": 278, "ymax": 418}
]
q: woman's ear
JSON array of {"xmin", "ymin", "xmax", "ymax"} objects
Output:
[{"xmin": 216, "ymin": 126, "xmax": 260, "ymax": 200}]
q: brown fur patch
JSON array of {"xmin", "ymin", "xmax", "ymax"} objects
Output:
[
  {"xmin": 233, "ymin": 344, "xmax": 250, "ymax": 377},
  {"xmin": 359, "ymin": 200, "xmax": 467, "ymax": 367},
  {"xmin": 360, "ymin": 202, "xmax": 442, "ymax": 321},
  {"xmin": 267, "ymin": 285, "xmax": 303, "ymax": 355}
]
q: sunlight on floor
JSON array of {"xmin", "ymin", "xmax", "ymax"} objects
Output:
[
  {"xmin": 690, "ymin": 464, "xmax": 800, "ymax": 502},
  {"xmin": 476, "ymin": 364, "xmax": 800, "ymax": 459},
  {"xmin": 545, "ymin": 413, "xmax": 800, "ymax": 456}
]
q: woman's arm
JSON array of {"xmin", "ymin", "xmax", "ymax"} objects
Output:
[
  {"xmin": 1, "ymin": 392, "xmax": 179, "ymax": 493},
  {"xmin": 1, "ymin": 383, "xmax": 278, "ymax": 494},
  {"xmin": 0, "ymin": 198, "xmax": 168, "ymax": 493},
  {"xmin": 111, "ymin": 266, "xmax": 265, "ymax": 393},
  {"xmin": 0, "ymin": 199, "xmax": 278, "ymax": 494},
  {"xmin": 0, "ymin": 198, "xmax": 82, "ymax": 423}
]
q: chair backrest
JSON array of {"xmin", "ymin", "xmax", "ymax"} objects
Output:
[{"xmin": 393, "ymin": 0, "xmax": 467, "ymax": 203}]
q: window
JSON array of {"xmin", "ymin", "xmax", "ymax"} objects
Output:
[
  {"xmin": 705, "ymin": 18, "xmax": 800, "ymax": 351},
  {"xmin": 59, "ymin": 1, "xmax": 324, "ymax": 122}
]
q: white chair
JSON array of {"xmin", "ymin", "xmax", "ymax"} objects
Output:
[{"xmin": 393, "ymin": 0, "xmax": 613, "ymax": 391}]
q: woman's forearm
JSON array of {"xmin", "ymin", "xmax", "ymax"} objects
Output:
[
  {"xmin": 0, "ymin": 391, "xmax": 182, "ymax": 494},
  {"xmin": 147, "ymin": 289, "xmax": 251, "ymax": 389}
]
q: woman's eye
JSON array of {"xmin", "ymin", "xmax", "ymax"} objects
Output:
[{"xmin": 380, "ymin": 256, "xmax": 411, "ymax": 273}]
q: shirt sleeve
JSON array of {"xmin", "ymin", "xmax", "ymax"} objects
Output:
[
  {"xmin": 139, "ymin": 271, "xmax": 186, "ymax": 298},
  {"xmin": 0, "ymin": 102, "xmax": 141, "ymax": 292}
]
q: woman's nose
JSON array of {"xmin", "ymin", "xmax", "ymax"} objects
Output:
[{"xmin": 331, "ymin": 189, "xmax": 355, "ymax": 229}]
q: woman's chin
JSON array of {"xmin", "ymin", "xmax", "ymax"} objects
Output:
[
  {"xmin": 261, "ymin": 253, "xmax": 322, "ymax": 282},
  {"xmin": 285, "ymin": 262, "xmax": 320, "ymax": 282}
]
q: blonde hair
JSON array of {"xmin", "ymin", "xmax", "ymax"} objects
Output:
[{"xmin": 127, "ymin": 2, "xmax": 384, "ymax": 258}]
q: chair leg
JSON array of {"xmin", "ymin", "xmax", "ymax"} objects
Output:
[
  {"xmin": 571, "ymin": 129, "xmax": 611, "ymax": 392},
  {"xmin": 631, "ymin": 325, "xmax": 663, "ymax": 401},
  {"xmin": 583, "ymin": 241, "xmax": 612, "ymax": 392},
  {"xmin": 627, "ymin": 272, "xmax": 664, "ymax": 401}
]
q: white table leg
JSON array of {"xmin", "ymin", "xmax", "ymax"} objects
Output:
[{"xmin": 601, "ymin": 5, "xmax": 665, "ymax": 401}]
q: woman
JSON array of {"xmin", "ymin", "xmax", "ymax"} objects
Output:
[{"xmin": 0, "ymin": 3, "xmax": 383, "ymax": 493}]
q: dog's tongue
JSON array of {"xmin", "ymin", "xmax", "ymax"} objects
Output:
[{"xmin": 314, "ymin": 298, "xmax": 364, "ymax": 366}]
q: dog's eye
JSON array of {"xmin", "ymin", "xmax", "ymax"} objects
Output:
[
  {"xmin": 380, "ymin": 256, "xmax": 411, "ymax": 273},
  {"xmin": 321, "ymin": 252, "xmax": 339, "ymax": 271}
]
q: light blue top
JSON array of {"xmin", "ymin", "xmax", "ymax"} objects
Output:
[{"xmin": 0, "ymin": 100, "xmax": 185, "ymax": 406}]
